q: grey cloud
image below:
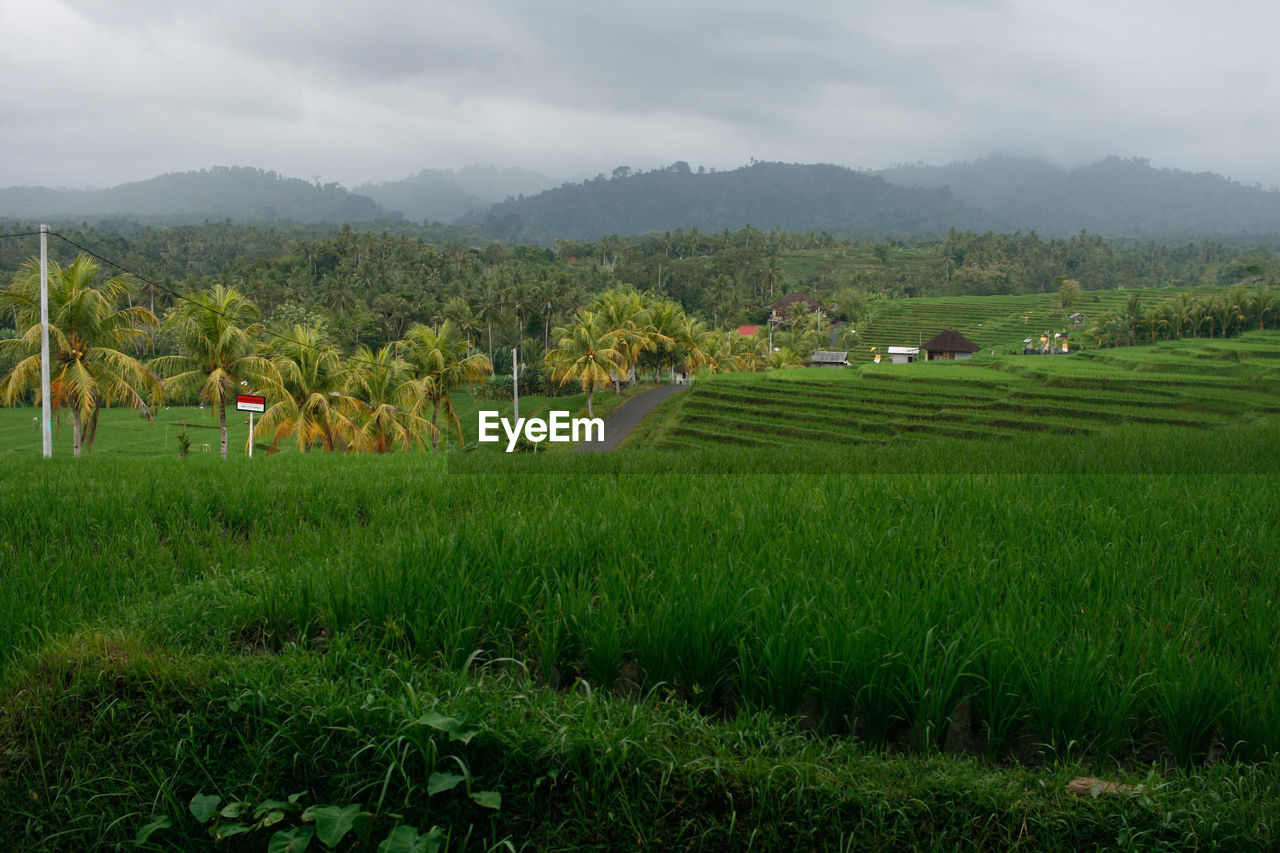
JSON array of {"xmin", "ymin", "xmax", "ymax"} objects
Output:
[{"xmin": 3, "ymin": 0, "xmax": 1280, "ymax": 190}]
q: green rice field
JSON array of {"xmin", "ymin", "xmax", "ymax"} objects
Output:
[
  {"xmin": 627, "ymin": 332, "xmax": 1280, "ymax": 453},
  {"xmin": 849, "ymin": 286, "xmax": 1228, "ymax": 353},
  {"xmin": 3, "ymin": 333, "xmax": 1280, "ymax": 850}
]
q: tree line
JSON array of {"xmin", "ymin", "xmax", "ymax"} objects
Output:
[
  {"xmin": 1086, "ymin": 286, "xmax": 1280, "ymax": 348},
  {"xmin": 2, "ymin": 221, "xmax": 1274, "ymax": 364},
  {"xmin": 0, "ymin": 255, "xmax": 788, "ymax": 456}
]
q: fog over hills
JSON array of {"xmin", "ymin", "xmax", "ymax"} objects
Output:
[
  {"xmin": 5, "ymin": 155, "xmax": 1280, "ymax": 241},
  {"xmin": 875, "ymin": 155, "xmax": 1280, "ymax": 236},
  {"xmin": 0, "ymin": 167, "xmax": 386, "ymax": 225},
  {"xmin": 354, "ymin": 166, "xmax": 558, "ymax": 224}
]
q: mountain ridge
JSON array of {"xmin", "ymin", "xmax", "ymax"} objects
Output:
[{"xmin": 6, "ymin": 156, "xmax": 1280, "ymax": 240}]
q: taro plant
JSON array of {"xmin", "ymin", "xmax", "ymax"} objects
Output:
[{"xmin": 136, "ymin": 709, "xmax": 500, "ymax": 851}]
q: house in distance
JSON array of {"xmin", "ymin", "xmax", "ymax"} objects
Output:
[
  {"xmin": 888, "ymin": 346, "xmax": 919, "ymax": 364},
  {"xmin": 769, "ymin": 292, "xmax": 822, "ymax": 321},
  {"xmin": 923, "ymin": 329, "xmax": 980, "ymax": 361}
]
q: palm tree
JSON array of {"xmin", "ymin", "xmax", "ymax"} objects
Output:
[
  {"xmin": 762, "ymin": 255, "xmax": 784, "ymax": 298},
  {"xmin": 546, "ymin": 310, "xmax": 624, "ymax": 418},
  {"xmin": 474, "ymin": 276, "xmax": 505, "ymax": 363},
  {"xmin": 400, "ymin": 320, "xmax": 492, "ymax": 452},
  {"xmin": 0, "ymin": 255, "xmax": 160, "ymax": 456},
  {"xmin": 530, "ymin": 274, "xmax": 559, "ymax": 350},
  {"xmin": 639, "ymin": 296, "xmax": 682, "ymax": 382},
  {"xmin": 592, "ymin": 288, "xmax": 670, "ymax": 392},
  {"xmin": 765, "ymin": 347, "xmax": 805, "ymax": 370},
  {"xmin": 151, "ymin": 285, "xmax": 277, "ymax": 459},
  {"xmin": 345, "ymin": 344, "xmax": 436, "ymax": 453},
  {"xmin": 672, "ymin": 313, "xmax": 716, "ymax": 378},
  {"xmin": 730, "ymin": 328, "xmax": 766, "ymax": 371},
  {"xmin": 257, "ymin": 324, "xmax": 358, "ymax": 452}
]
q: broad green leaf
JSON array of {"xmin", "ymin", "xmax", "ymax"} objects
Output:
[
  {"xmin": 134, "ymin": 815, "xmax": 172, "ymax": 844},
  {"xmin": 255, "ymin": 798, "xmax": 303, "ymax": 818},
  {"xmin": 220, "ymin": 801, "xmax": 250, "ymax": 819},
  {"xmin": 214, "ymin": 821, "xmax": 251, "ymax": 840},
  {"xmin": 306, "ymin": 803, "xmax": 367, "ymax": 847},
  {"xmin": 449, "ymin": 728, "xmax": 477, "ymax": 744},
  {"xmin": 414, "ymin": 711, "xmax": 476, "ymax": 741},
  {"xmin": 426, "ymin": 772, "xmax": 465, "ymax": 796},
  {"xmin": 268, "ymin": 825, "xmax": 315, "ymax": 853},
  {"xmin": 189, "ymin": 793, "xmax": 220, "ymax": 824},
  {"xmin": 415, "ymin": 710, "xmax": 462, "ymax": 735},
  {"xmin": 470, "ymin": 790, "xmax": 501, "ymax": 810},
  {"xmin": 377, "ymin": 824, "xmax": 445, "ymax": 853},
  {"xmin": 258, "ymin": 809, "xmax": 286, "ymax": 828}
]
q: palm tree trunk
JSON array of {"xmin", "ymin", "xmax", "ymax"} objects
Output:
[
  {"xmin": 219, "ymin": 401, "xmax": 228, "ymax": 459},
  {"xmin": 72, "ymin": 408, "xmax": 83, "ymax": 458},
  {"xmin": 587, "ymin": 385, "xmax": 594, "ymax": 418},
  {"xmin": 431, "ymin": 398, "xmax": 441, "ymax": 453}
]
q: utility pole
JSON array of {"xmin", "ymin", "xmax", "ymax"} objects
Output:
[{"xmin": 40, "ymin": 224, "xmax": 51, "ymax": 458}]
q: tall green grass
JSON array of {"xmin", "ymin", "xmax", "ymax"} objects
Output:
[{"xmin": 4, "ymin": 446, "xmax": 1279, "ymax": 767}]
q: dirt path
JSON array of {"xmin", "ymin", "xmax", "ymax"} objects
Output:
[{"xmin": 575, "ymin": 383, "xmax": 687, "ymax": 452}]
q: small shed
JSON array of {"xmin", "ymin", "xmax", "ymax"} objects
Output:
[
  {"xmin": 888, "ymin": 346, "xmax": 920, "ymax": 364},
  {"xmin": 736, "ymin": 324, "xmax": 761, "ymax": 337},
  {"xmin": 808, "ymin": 350, "xmax": 849, "ymax": 367},
  {"xmin": 923, "ymin": 329, "xmax": 980, "ymax": 361}
]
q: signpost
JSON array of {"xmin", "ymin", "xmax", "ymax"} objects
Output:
[{"xmin": 235, "ymin": 394, "xmax": 265, "ymax": 457}]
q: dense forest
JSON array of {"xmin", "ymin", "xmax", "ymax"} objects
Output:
[
  {"xmin": 465, "ymin": 162, "xmax": 991, "ymax": 243},
  {"xmin": 2, "ymin": 219, "xmax": 1276, "ymax": 375}
]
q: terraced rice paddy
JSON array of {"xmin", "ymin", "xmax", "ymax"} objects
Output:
[
  {"xmin": 628, "ymin": 332, "xmax": 1280, "ymax": 452},
  {"xmin": 849, "ymin": 287, "xmax": 1227, "ymax": 353}
]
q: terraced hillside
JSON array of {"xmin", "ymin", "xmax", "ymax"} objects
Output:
[
  {"xmin": 626, "ymin": 333, "xmax": 1280, "ymax": 451},
  {"xmin": 850, "ymin": 286, "xmax": 1226, "ymax": 353}
]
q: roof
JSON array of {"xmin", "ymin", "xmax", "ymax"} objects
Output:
[
  {"xmin": 770, "ymin": 292, "xmax": 822, "ymax": 312},
  {"xmin": 887, "ymin": 346, "xmax": 919, "ymax": 355},
  {"xmin": 809, "ymin": 350, "xmax": 849, "ymax": 364},
  {"xmin": 923, "ymin": 329, "xmax": 980, "ymax": 353},
  {"xmin": 736, "ymin": 324, "xmax": 761, "ymax": 337}
]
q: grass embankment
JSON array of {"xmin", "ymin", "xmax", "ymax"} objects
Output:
[
  {"xmin": 626, "ymin": 333, "xmax": 1280, "ymax": 451},
  {"xmin": 2, "ymin": 448, "xmax": 1280, "ymax": 849}
]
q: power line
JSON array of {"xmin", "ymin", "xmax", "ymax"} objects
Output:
[{"xmin": 0, "ymin": 231, "xmax": 44, "ymax": 240}]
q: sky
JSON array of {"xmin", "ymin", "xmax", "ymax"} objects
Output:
[{"xmin": 1, "ymin": 0, "xmax": 1277, "ymax": 190}]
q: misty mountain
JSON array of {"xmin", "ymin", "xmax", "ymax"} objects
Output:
[
  {"xmin": 878, "ymin": 155, "xmax": 1280, "ymax": 236},
  {"xmin": 0, "ymin": 167, "xmax": 391, "ymax": 224},
  {"xmin": 876, "ymin": 155, "xmax": 1068, "ymax": 216},
  {"xmin": 465, "ymin": 161, "xmax": 992, "ymax": 243},
  {"xmin": 355, "ymin": 165, "xmax": 557, "ymax": 224}
]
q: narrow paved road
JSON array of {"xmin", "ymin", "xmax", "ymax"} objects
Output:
[{"xmin": 575, "ymin": 383, "xmax": 687, "ymax": 452}]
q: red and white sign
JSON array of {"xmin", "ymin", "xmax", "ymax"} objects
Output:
[{"xmin": 235, "ymin": 394, "xmax": 266, "ymax": 413}]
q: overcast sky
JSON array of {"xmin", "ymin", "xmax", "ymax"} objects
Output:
[{"xmin": 2, "ymin": 0, "xmax": 1277, "ymax": 190}]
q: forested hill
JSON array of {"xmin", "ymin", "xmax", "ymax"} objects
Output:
[
  {"xmin": 355, "ymin": 165, "xmax": 557, "ymax": 224},
  {"xmin": 878, "ymin": 155, "xmax": 1280, "ymax": 237},
  {"xmin": 464, "ymin": 162, "xmax": 994, "ymax": 244},
  {"xmin": 0, "ymin": 167, "xmax": 392, "ymax": 224}
]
